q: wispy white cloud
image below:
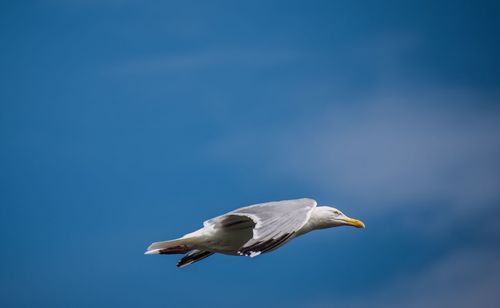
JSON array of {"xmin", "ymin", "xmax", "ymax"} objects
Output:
[
  {"xmin": 311, "ymin": 247, "xmax": 500, "ymax": 308},
  {"xmin": 211, "ymin": 87, "xmax": 500, "ymax": 219}
]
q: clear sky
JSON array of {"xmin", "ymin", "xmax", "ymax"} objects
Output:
[{"xmin": 1, "ymin": 1, "xmax": 499, "ymax": 307}]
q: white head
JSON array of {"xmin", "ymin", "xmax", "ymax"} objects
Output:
[{"xmin": 313, "ymin": 206, "xmax": 365, "ymax": 229}]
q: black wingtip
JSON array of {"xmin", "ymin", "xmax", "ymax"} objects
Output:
[{"xmin": 176, "ymin": 250, "xmax": 214, "ymax": 268}]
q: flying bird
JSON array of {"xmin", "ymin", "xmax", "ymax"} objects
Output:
[{"xmin": 144, "ymin": 198, "xmax": 365, "ymax": 267}]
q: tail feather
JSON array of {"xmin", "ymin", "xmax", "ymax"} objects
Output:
[
  {"xmin": 145, "ymin": 238, "xmax": 190, "ymax": 255},
  {"xmin": 177, "ymin": 250, "xmax": 214, "ymax": 268}
]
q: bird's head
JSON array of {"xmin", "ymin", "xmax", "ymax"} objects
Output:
[{"xmin": 318, "ymin": 206, "xmax": 365, "ymax": 229}]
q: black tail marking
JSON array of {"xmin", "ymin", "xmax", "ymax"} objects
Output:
[{"xmin": 158, "ymin": 245, "xmax": 190, "ymax": 255}]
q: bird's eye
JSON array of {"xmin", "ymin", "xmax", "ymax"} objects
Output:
[{"xmin": 334, "ymin": 210, "xmax": 340, "ymax": 216}]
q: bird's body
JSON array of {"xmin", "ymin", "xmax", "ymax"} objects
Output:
[{"xmin": 145, "ymin": 198, "xmax": 364, "ymax": 267}]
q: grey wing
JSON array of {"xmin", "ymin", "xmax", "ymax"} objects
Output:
[{"xmin": 205, "ymin": 198, "xmax": 317, "ymax": 257}]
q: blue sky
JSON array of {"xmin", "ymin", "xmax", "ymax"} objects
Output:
[{"xmin": 1, "ymin": 1, "xmax": 499, "ymax": 307}]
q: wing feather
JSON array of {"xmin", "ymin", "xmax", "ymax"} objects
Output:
[{"xmin": 205, "ymin": 198, "xmax": 316, "ymax": 257}]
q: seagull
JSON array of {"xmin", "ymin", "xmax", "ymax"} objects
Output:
[{"xmin": 144, "ymin": 198, "xmax": 365, "ymax": 267}]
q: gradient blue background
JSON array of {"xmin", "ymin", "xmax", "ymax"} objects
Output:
[{"xmin": 1, "ymin": 1, "xmax": 500, "ymax": 307}]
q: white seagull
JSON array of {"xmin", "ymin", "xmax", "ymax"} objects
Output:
[{"xmin": 144, "ymin": 198, "xmax": 365, "ymax": 267}]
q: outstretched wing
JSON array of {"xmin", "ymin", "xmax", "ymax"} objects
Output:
[{"xmin": 205, "ymin": 198, "xmax": 317, "ymax": 257}]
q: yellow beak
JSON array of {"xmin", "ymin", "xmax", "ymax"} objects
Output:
[{"xmin": 343, "ymin": 217, "xmax": 365, "ymax": 228}]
